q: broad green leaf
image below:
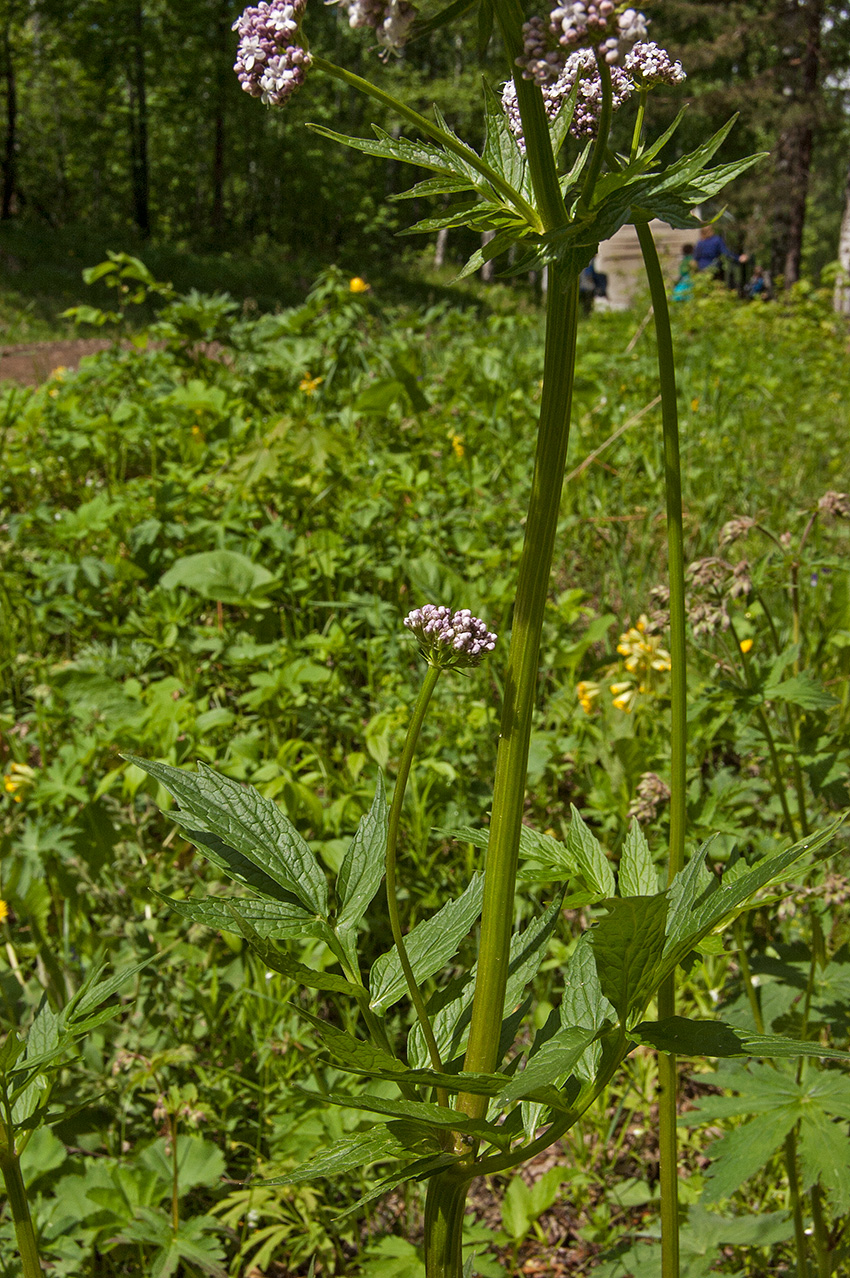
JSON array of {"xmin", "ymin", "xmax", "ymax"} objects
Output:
[
  {"xmin": 302, "ymin": 1089, "xmax": 504, "ymax": 1145},
  {"xmin": 566, "ymin": 806, "xmax": 616, "ymax": 898},
  {"xmin": 701, "ymin": 1106, "xmax": 799, "ymax": 1203},
  {"xmin": 308, "ymin": 123, "xmax": 471, "ymax": 184},
  {"xmin": 369, "ymin": 873, "xmax": 484, "ymax": 1013},
  {"xmin": 333, "ymin": 1152, "xmax": 460, "ymax": 1220},
  {"xmin": 160, "ymin": 551, "xmax": 276, "ymax": 603},
  {"xmin": 126, "ymin": 757, "xmax": 329, "ymax": 917},
  {"xmin": 619, "ymin": 822, "xmax": 658, "ymax": 897},
  {"xmin": 764, "ymin": 672, "xmax": 838, "ymax": 711},
  {"xmin": 560, "ymin": 933, "xmax": 615, "ymax": 1082},
  {"xmin": 652, "ymin": 117, "xmax": 739, "ymax": 195},
  {"xmin": 632, "ymin": 1016, "xmax": 850, "ymax": 1062},
  {"xmin": 498, "ymin": 1025, "xmax": 597, "ymax": 1105},
  {"xmin": 548, "ymin": 76, "xmax": 582, "ymax": 156},
  {"xmin": 591, "ymin": 896, "xmax": 668, "ymax": 1023},
  {"xmin": 452, "ymin": 225, "xmax": 529, "ymax": 282},
  {"xmin": 299, "ymin": 1013, "xmax": 404, "ymax": 1077},
  {"xmin": 665, "ymin": 843, "xmax": 715, "ymax": 951},
  {"xmin": 797, "ymin": 1109, "xmax": 850, "ymax": 1212},
  {"xmin": 482, "ymin": 79, "xmax": 525, "ymax": 192},
  {"xmin": 336, "ymin": 776, "xmax": 387, "ymax": 934},
  {"xmin": 392, "ymin": 174, "xmax": 479, "ymax": 201},
  {"xmin": 156, "ymin": 892, "xmax": 318, "ymax": 941},
  {"xmin": 665, "ymin": 818, "xmax": 843, "ymax": 966},
  {"xmin": 408, "ymin": 895, "xmax": 563, "ymax": 1069},
  {"xmin": 265, "ymin": 1128, "xmax": 410, "ymax": 1185},
  {"xmin": 141, "ymin": 1135, "xmax": 226, "ymax": 1194},
  {"xmin": 224, "ymin": 917, "xmax": 369, "ymax": 1005}
]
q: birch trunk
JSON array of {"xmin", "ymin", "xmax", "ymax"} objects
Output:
[{"xmin": 834, "ymin": 163, "xmax": 850, "ymax": 314}]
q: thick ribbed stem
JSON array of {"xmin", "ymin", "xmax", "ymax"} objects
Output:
[
  {"xmin": 424, "ymin": 1170, "xmax": 467, "ymax": 1278},
  {"xmin": 457, "ymin": 268, "xmax": 579, "ymax": 1118},
  {"xmin": 0, "ymin": 1149, "xmax": 43, "ymax": 1278},
  {"xmin": 636, "ymin": 222, "xmax": 687, "ymax": 1278}
]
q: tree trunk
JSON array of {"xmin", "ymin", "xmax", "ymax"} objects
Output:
[
  {"xmin": 128, "ymin": 0, "xmax": 150, "ymax": 237},
  {"xmin": 211, "ymin": 0, "xmax": 228, "ymax": 238},
  {"xmin": 480, "ymin": 228, "xmax": 495, "ymax": 282},
  {"xmin": 433, "ymin": 226, "xmax": 448, "ymax": 268},
  {"xmin": 1, "ymin": 21, "xmax": 16, "ymax": 220},
  {"xmin": 772, "ymin": 0, "xmax": 823, "ymax": 285},
  {"xmin": 834, "ymin": 163, "xmax": 850, "ymax": 313}
]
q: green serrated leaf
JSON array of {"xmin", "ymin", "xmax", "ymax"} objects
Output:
[
  {"xmin": 125, "ymin": 756, "xmax": 328, "ymax": 918},
  {"xmin": 665, "ymin": 819, "xmax": 843, "ymax": 968},
  {"xmin": 223, "ymin": 912, "xmax": 369, "ymax": 1005},
  {"xmin": 798, "ymin": 1108, "xmax": 850, "ymax": 1212},
  {"xmin": 498, "ymin": 1025, "xmax": 597, "ymax": 1105},
  {"xmin": 301, "ymin": 1088, "xmax": 502, "ymax": 1144},
  {"xmin": 701, "ymin": 1106, "xmax": 799, "ymax": 1204},
  {"xmin": 369, "ymin": 873, "xmax": 484, "ymax": 1014},
  {"xmin": 451, "ymin": 225, "xmax": 529, "ymax": 282},
  {"xmin": 591, "ymin": 896, "xmax": 668, "ymax": 1022},
  {"xmin": 336, "ymin": 776, "xmax": 387, "ymax": 934},
  {"xmin": 619, "ymin": 822, "xmax": 658, "ymax": 897},
  {"xmin": 264, "ymin": 1127, "xmax": 408, "ymax": 1185},
  {"xmin": 156, "ymin": 891, "xmax": 317, "ymax": 940},
  {"xmin": 632, "ymin": 1016, "xmax": 850, "ymax": 1062},
  {"xmin": 482, "ymin": 79, "xmax": 525, "ymax": 192},
  {"xmin": 764, "ymin": 672, "xmax": 838, "ymax": 712},
  {"xmin": 566, "ymin": 806, "xmax": 616, "ymax": 898}
]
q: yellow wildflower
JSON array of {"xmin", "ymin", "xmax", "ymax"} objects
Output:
[
  {"xmin": 4, "ymin": 762, "xmax": 35, "ymax": 802},
  {"xmin": 299, "ymin": 374, "xmax": 323, "ymax": 395},
  {"xmin": 691, "ymin": 398, "xmax": 699, "ymax": 412},
  {"xmin": 610, "ymin": 681, "xmax": 638, "ymax": 713},
  {"xmin": 451, "ymin": 434, "xmax": 465, "ymax": 459},
  {"xmin": 617, "ymin": 616, "xmax": 671, "ymax": 676},
  {"xmin": 0, "ymin": 900, "xmax": 7, "ymax": 923},
  {"xmin": 50, "ymin": 366, "xmax": 67, "ymax": 381},
  {"xmin": 739, "ymin": 638, "xmax": 753, "ymax": 654},
  {"xmin": 349, "ymin": 277, "xmax": 371, "ymax": 294},
  {"xmin": 577, "ymin": 680, "xmax": 601, "ymax": 715},
  {"xmin": 191, "ymin": 423, "xmax": 203, "ymax": 439}
]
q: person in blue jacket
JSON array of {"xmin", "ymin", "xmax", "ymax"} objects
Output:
[{"xmin": 694, "ymin": 224, "xmax": 748, "ymax": 276}]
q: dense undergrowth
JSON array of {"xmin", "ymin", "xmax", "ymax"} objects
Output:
[{"xmin": 0, "ymin": 265, "xmax": 848, "ymax": 1276}]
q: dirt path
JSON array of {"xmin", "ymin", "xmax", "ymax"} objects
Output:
[{"xmin": 0, "ymin": 338, "xmax": 114, "ymax": 385}]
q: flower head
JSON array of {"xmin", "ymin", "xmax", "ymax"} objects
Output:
[
  {"xmin": 4, "ymin": 762, "xmax": 35, "ymax": 803},
  {"xmin": 623, "ymin": 40, "xmax": 685, "ymax": 86},
  {"xmin": 404, "ymin": 605, "xmax": 497, "ymax": 670},
  {"xmin": 818, "ymin": 490, "xmax": 850, "ymax": 520},
  {"xmin": 349, "ymin": 276, "xmax": 371, "ymax": 293},
  {"xmin": 233, "ymin": 0, "xmax": 312, "ymax": 106},
  {"xmin": 0, "ymin": 899, "xmax": 8, "ymax": 924},
  {"xmin": 344, "ymin": 0, "xmax": 417, "ymax": 52},
  {"xmin": 628, "ymin": 771, "xmax": 671, "ymax": 823},
  {"xmin": 517, "ymin": 1, "xmax": 647, "ymax": 83},
  {"xmin": 577, "ymin": 679, "xmax": 601, "ymax": 714},
  {"xmin": 299, "ymin": 373, "xmax": 323, "ymax": 394},
  {"xmin": 503, "ymin": 48, "xmax": 633, "ymax": 147}
]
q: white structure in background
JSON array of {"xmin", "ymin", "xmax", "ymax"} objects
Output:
[{"xmin": 597, "ymin": 219, "xmax": 697, "ymax": 308}]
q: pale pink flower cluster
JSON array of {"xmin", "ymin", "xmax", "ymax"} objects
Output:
[
  {"xmin": 233, "ymin": 0, "xmax": 311, "ymax": 106},
  {"xmin": 345, "ymin": 0, "xmax": 417, "ymax": 51},
  {"xmin": 404, "ymin": 605, "xmax": 497, "ymax": 669},
  {"xmin": 502, "ymin": 47, "xmax": 633, "ymax": 145},
  {"xmin": 517, "ymin": 1, "xmax": 648, "ymax": 84}
]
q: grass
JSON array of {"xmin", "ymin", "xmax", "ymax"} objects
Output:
[{"xmin": 0, "ymin": 261, "xmax": 848, "ymax": 1276}]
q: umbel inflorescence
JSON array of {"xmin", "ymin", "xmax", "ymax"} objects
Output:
[
  {"xmin": 404, "ymin": 606, "xmax": 497, "ymax": 671},
  {"xmin": 503, "ymin": 32, "xmax": 684, "ymax": 146},
  {"xmin": 233, "ymin": 0, "xmax": 312, "ymax": 105}
]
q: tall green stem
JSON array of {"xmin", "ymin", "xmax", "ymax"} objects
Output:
[
  {"xmin": 0, "ymin": 1148, "xmax": 43, "ymax": 1278},
  {"xmin": 457, "ymin": 267, "xmax": 579, "ymax": 1118},
  {"xmin": 580, "ymin": 58, "xmax": 614, "ymax": 209},
  {"xmin": 423, "ymin": 1168, "xmax": 467, "ymax": 1278},
  {"xmin": 385, "ymin": 662, "xmax": 448, "ymax": 1106},
  {"xmin": 635, "ymin": 222, "xmax": 687, "ymax": 1278}
]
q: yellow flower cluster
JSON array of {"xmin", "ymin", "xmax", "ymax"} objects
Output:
[
  {"xmin": 451, "ymin": 434, "xmax": 465, "ymax": 459},
  {"xmin": 349, "ymin": 277, "xmax": 371, "ymax": 294},
  {"xmin": 576, "ymin": 615, "xmax": 671, "ymax": 716},
  {"xmin": 4, "ymin": 762, "xmax": 35, "ymax": 802},
  {"xmin": 0, "ymin": 899, "xmax": 8, "ymax": 923},
  {"xmin": 299, "ymin": 374, "xmax": 323, "ymax": 395}
]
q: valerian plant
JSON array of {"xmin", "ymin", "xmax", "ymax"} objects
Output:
[{"xmin": 37, "ymin": 4, "xmax": 842, "ymax": 1278}]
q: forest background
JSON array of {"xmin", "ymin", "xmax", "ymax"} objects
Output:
[{"xmin": 2, "ymin": 0, "xmax": 850, "ymax": 312}]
